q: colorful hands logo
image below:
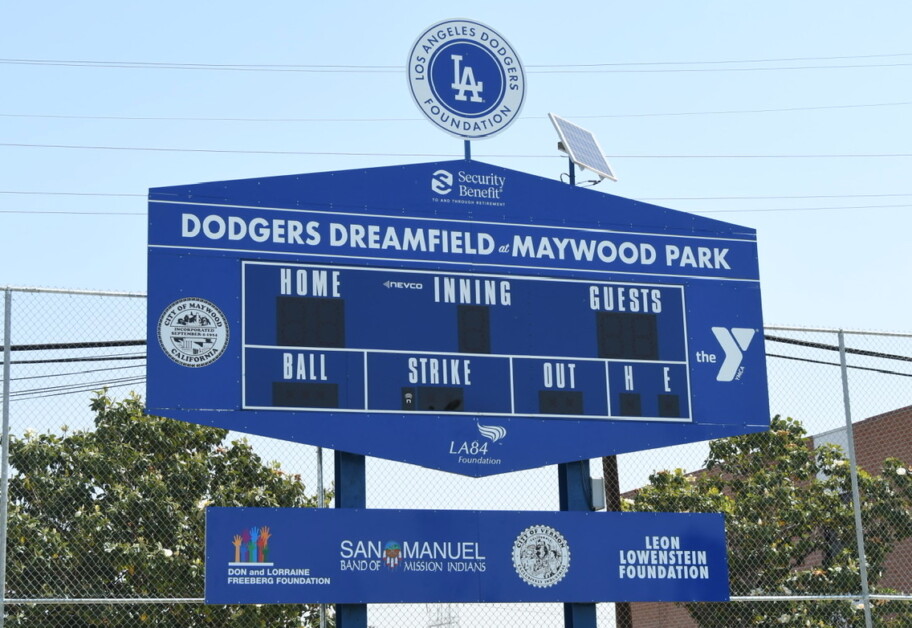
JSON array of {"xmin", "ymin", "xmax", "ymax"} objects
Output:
[{"xmin": 231, "ymin": 525, "xmax": 273, "ymax": 565}]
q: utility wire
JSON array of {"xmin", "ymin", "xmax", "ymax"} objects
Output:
[
  {"xmin": 4, "ymin": 206, "xmax": 911, "ymax": 217},
  {"xmin": 2, "ymin": 53, "xmax": 911, "ymax": 73},
  {"xmin": 4, "ymin": 190, "xmax": 912, "ymax": 202},
  {"xmin": 768, "ymin": 353, "xmax": 912, "ymax": 378},
  {"xmin": 11, "ymin": 375, "xmax": 145, "ymax": 397},
  {"xmin": 11, "ymin": 363, "xmax": 145, "ymax": 382},
  {"xmin": 2, "ymin": 142, "xmax": 911, "ymax": 159},
  {"xmin": 4, "ymin": 354, "xmax": 145, "ymax": 366},
  {"xmin": 10, "ymin": 378, "xmax": 146, "ymax": 401},
  {"xmin": 2, "ymin": 101, "xmax": 909, "ymax": 123},
  {"xmin": 693, "ymin": 203, "xmax": 912, "ymax": 214},
  {"xmin": 641, "ymin": 193, "xmax": 912, "ymax": 201},
  {"xmin": 765, "ymin": 335, "xmax": 912, "ymax": 363},
  {"xmin": 8, "ymin": 339, "xmax": 145, "ymax": 352},
  {"xmin": 2, "ymin": 204, "xmax": 910, "ymax": 217}
]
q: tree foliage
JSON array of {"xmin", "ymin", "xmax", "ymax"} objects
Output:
[
  {"xmin": 6, "ymin": 392, "xmax": 333, "ymax": 627},
  {"xmin": 630, "ymin": 415, "xmax": 912, "ymax": 627}
]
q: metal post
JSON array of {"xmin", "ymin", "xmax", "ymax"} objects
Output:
[
  {"xmin": 602, "ymin": 455, "xmax": 633, "ymax": 628},
  {"xmin": 558, "ymin": 461, "xmax": 597, "ymax": 628},
  {"xmin": 317, "ymin": 446, "xmax": 327, "ymax": 628},
  {"xmin": 464, "ymin": 140, "xmax": 471, "ymax": 161},
  {"xmin": 0, "ymin": 289, "xmax": 12, "ymax": 628},
  {"xmin": 334, "ymin": 451, "xmax": 367, "ymax": 628},
  {"xmin": 568, "ymin": 157, "xmax": 575, "ymax": 187},
  {"xmin": 838, "ymin": 330, "xmax": 873, "ymax": 628}
]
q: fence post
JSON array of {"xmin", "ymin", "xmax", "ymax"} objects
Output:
[
  {"xmin": 317, "ymin": 446, "xmax": 327, "ymax": 628},
  {"xmin": 838, "ymin": 329, "xmax": 873, "ymax": 628},
  {"xmin": 0, "ymin": 288, "xmax": 13, "ymax": 628}
]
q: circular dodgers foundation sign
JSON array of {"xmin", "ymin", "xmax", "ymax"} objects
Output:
[
  {"xmin": 157, "ymin": 297, "xmax": 229, "ymax": 367},
  {"xmin": 408, "ymin": 19, "xmax": 526, "ymax": 140}
]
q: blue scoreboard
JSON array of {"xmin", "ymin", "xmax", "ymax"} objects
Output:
[{"xmin": 147, "ymin": 160, "xmax": 769, "ymax": 477}]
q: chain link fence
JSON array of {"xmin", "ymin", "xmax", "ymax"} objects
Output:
[{"xmin": 1, "ymin": 287, "xmax": 911, "ymax": 627}]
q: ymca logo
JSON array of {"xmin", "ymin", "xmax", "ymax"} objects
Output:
[
  {"xmin": 431, "ymin": 169, "xmax": 453, "ymax": 195},
  {"xmin": 711, "ymin": 327, "xmax": 757, "ymax": 382}
]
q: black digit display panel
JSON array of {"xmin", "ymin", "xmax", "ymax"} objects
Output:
[
  {"xmin": 596, "ymin": 312, "xmax": 659, "ymax": 360},
  {"xmin": 273, "ymin": 382, "xmax": 339, "ymax": 408},
  {"xmin": 539, "ymin": 390, "xmax": 584, "ymax": 415},
  {"xmin": 276, "ymin": 296, "xmax": 345, "ymax": 348},
  {"xmin": 457, "ymin": 305, "xmax": 491, "ymax": 354}
]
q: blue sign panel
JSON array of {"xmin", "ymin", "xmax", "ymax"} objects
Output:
[
  {"xmin": 205, "ymin": 507, "xmax": 729, "ymax": 604},
  {"xmin": 147, "ymin": 160, "xmax": 769, "ymax": 476}
]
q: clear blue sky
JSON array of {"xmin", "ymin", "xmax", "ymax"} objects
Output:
[{"xmin": 2, "ymin": 1, "xmax": 910, "ymax": 332}]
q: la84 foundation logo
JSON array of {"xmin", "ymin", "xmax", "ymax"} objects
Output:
[{"xmin": 408, "ymin": 19, "xmax": 526, "ymax": 140}]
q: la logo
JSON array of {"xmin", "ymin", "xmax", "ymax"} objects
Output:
[{"xmin": 450, "ymin": 54, "xmax": 483, "ymax": 102}]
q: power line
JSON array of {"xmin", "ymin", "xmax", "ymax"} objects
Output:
[
  {"xmin": 530, "ymin": 52, "xmax": 912, "ymax": 67},
  {"xmin": 2, "ymin": 52, "xmax": 911, "ymax": 73},
  {"xmin": 767, "ymin": 353, "xmax": 912, "ymax": 378},
  {"xmin": 8, "ymin": 339, "xmax": 145, "ymax": 352},
  {"xmin": 3, "ymin": 334, "xmax": 908, "ymax": 402},
  {"xmin": 10, "ymin": 377, "xmax": 146, "ymax": 401},
  {"xmin": 11, "ymin": 375, "xmax": 146, "ymax": 398},
  {"xmin": 532, "ymin": 62, "xmax": 912, "ymax": 73},
  {"xmin": 3, "ymin": 205, "xmax": 908, "ymax": 218},
  {"xmin": 2, "ymin": 101, "xmax": 909, "ymax": 123},
  {"xmin": 765, "ymin": 335, "xmax": 912, "ymax": 363},
  {"xmin": 692, "ymin": 203, "xmax": 912, "ymax": 214},
  {"xmin": 4, "ymin": 354, "xmax": 145, "ymax": 366},
  {"xmin": 640, "ymin": 193, "xmax": 912, "ymax": 201},
  {"xmin": 1, "ymin": 203, "xmax": 909, "ymax": 218},
  {"xmin": 11, "ymin": 363, "xmax": 145, "ymax": 382},
  {"xmin": 4, "ymin": 189, "xmax": 912, "ymax": 203},
  {"xmin": 0, "ymin": 190, "xmax": 144, "ymax": 198},
  {"xmin": 2, "ymin": 141, "xmax": 911, "ymax": 159},
  {"xmin": 0, "ymin": 210, "xmax": 145, "ymax": 216}
]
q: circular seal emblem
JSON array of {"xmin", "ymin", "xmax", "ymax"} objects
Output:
[
  {"xmin": 157, "ymin": 298, "xmax": 229, "ymax": 367},
  {"xmin": 407, "ymin": 19, "xmax": 526, "ymax": 140},
  {"xmin": 512, "ymin": 525, "xmax": 571, "ymax": 588}
]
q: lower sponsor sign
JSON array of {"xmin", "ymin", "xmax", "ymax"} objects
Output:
[{"xmin": 205, "ymin": 508, "xmax": 729, "ymax": 604}]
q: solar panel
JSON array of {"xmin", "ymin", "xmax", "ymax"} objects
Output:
[{"xmin": 549, "ymin": 113, "xmax": 617, "ymax": 182}]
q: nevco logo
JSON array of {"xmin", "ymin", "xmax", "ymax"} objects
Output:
[
  {"xmin": 383, "ymin": 280, "xmax": 423, "ymax": 290},
  {"xmin": 711, "ymin": 327, "xmax": 757, "ymax": 382}
]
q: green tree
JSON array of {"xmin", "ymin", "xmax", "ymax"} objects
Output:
[
  {"xmin": 5, "ymin": 391, "xmax": 334, "ymax": 627},
  {"xmin": 630, "ymin": 415, "xmax": 912, "ymax": 627}
]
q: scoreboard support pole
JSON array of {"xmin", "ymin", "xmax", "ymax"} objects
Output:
[
  {"xmin": 559, "ymin": 461, "xmax": 598, "ymax": 628},
  {"xmin": 334, "ymin": 451, "xmax": 368, "ymax": 628}
]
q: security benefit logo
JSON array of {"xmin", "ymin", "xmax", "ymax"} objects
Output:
[
  {"xmin": 157, "ymin": 298, "xmax": 229, "ymax": 367},
  {"xmin": 408, "ymin": 19, "xmax": 526, "ymax": 139},
  {"xmin": 430, "ymin": 168, "xmax": 507, "ymax": 206},
  {"xmin": 512, "ymin": 525, "xmax": 571, "ymax": 588}
]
